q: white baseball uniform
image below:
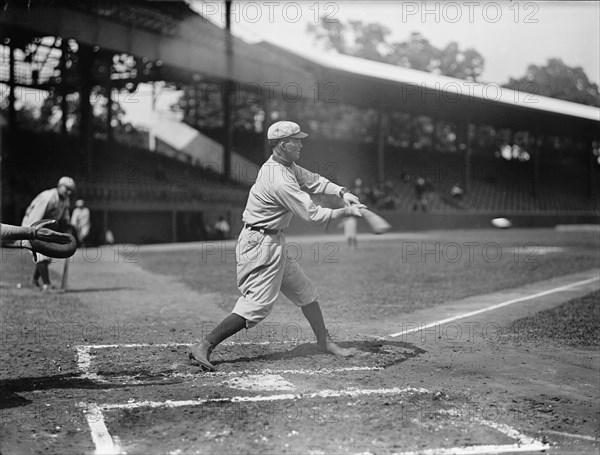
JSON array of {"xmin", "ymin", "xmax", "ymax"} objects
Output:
[
  {"xmin": 22, "ymin": 188, "xmax": 71, "ymax": 262},
  {"xmin": 232, "ymin": 155, "xmax": 343, "ymax": 327}
]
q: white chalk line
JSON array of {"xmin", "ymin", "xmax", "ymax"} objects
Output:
[
  {"xmin": 543, "ymin": 430, "xmax": 598, "ymax": 441},
  {"xmin": 92, "ymin": 366, "xmax": 384, "ymax": 384},
  {"xmin": 395, "ymin": 443, "xmax": 547, "ymax": 454},
  {"xmin": 390, "ymin": 276, "xmax": 599, "ymax": 338},
  {"xmin": 390, "ymin": 409, "xmax": 548, "ymax": 454},
  {"xmin": 74, "ymin": 339, "xmax": 305, "ymax": 382},
  {"xmin": 81, "ymin": 386, "xmax": 430, "ymax": 453},
  {"xmin": 100, "ymin": 386, "xmax": 431, "ymax": 411},
  {"xmin": 82, "ymin": 403, "xmax": 123, "ymax": 455},
  {"xmin": 82, "ymin": 396, "xmax": 550, "ymax": 455},
  {"xmin": 75, "ymin": 345, "xmax": 100, "ymax": 381}
]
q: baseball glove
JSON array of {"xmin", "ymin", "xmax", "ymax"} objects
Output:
[{"xmin": 30, "ymin": 219, "xmax": 77, "ymax": 259}]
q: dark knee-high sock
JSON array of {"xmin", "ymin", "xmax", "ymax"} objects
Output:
[
  {"xmin": 301, "ymin": 301, "xmax": 329, "ymax": 344},
  {"xmin": 205, "ymin": 313, "xmax": 247, "ymax": 346},
  {"xmin": 37, "ymin": 261, "xmax": 50, "ymax": 285},
  {"xmin": 33, "ymin": 267, "xmax": 40, "ymax": 282}
]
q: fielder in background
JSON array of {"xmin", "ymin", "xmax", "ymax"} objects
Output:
[
  {"xmin": 21, "ymin": 176, "xmax": 75, "ymax": 290},
  {"xmin": 71, "ymin": 199, "xmax": 91, "ymax": 247},
  {"xmin": 213, "ymin": 215, "xmax": 230, "ymax": 240},
  {"xmin": 338, "ymin": 216, "xmax": 358, "ymax": 249},
  {"xmin": 189, "ymin": 121, "xmax": 366, "ymax": 371}
]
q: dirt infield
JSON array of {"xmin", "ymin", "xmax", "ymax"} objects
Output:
[{"xmin": 1, "ymin": 228, "xmax": 599, "ymax": 454}]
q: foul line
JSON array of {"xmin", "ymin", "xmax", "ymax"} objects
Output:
[
  {"xmin": 390, "ymin": 276, "xmax": 599, "ymax": 338},
  {"xmin": 544, "ymin": 430, "xmax": 598, "ymax": 442}
]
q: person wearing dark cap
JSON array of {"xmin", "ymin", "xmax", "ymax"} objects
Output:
[
  {"xmin": 21, "ymin": 176, "xmax": 76, "ymax": 290},
  {"xmin": 189, "ymin": 121, "xmax": 366, "ymax": 371}
]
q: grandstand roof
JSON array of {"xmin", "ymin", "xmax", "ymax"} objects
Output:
[
  {"xmin": 0, "ymin": 0, "xmax": 315, "ymax": 90},
  {"xmin": 261, "ymin": 43, "xmax": 600, "ymax": 137}
]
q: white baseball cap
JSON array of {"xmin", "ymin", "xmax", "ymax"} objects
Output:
[
  {"xmin": 267, "ymin": 121, "xmax": 308, "ymax": 140},
  {"xmin": 58, "ymin": 176, "xmax": 76, "ymax": 190}
]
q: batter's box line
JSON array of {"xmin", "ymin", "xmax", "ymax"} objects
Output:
[
  {"xmin": 78, "ymin": 389, "xmax": 550, "ymax": 455},
  {"xmin": 88, "ymin": 366, "xmax": 386, "ymax": 385},
  {"xmin": 75, "ymin": 341, "xmax": 369, "ymax": 381}
]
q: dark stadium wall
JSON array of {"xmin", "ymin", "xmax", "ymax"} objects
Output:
[
  {"xmin": 107, "ymin": 211, "xmax": 173, "ymax": 244},
  {"xmin": 89, "ymin": 207, "xmax": 245, "ymax": 245}
]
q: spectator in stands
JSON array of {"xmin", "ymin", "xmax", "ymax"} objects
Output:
[
  {"xmin": 22, "ymin": 176, "xmax": 75, "ymax": 291},
  {"xmin": 378, "ymin": 180, "xmax": 397, "ymax": 210},
  {"xmin": 412, "ymin": 177, "xmax": 428, "ymax": 212},
  {"xmin": 214, "ymin": 215, "xmax": 231, "ymax": 240},
  {"xmin": 105, "ymin": 229, "xmax": 115, "ymax": 245},
  {"xmin": 71, "ymin": 199, "xmax": 91, "ymax": 247},
  {"xmin": 351, "ymin": 178, "xmax": 365, "ymax": 201},
  {"xmin": 450, "ymin": 184, "xmax": 464, "ymax": 201}
]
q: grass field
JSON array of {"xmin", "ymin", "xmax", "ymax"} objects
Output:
[
  {"xmin": 136, "ymin": 229, "xmax": 600, "ymax": 324},
  {"xmin": 1, "ymin": 227, "xmax": 599, "ymax": 454}
]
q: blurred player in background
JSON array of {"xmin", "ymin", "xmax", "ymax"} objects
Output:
[
  {"xmin": 412, "ymin": 177, "xmax": 429, "ymax": 212},
  {"xmin": 213, "ymin": 215, "xmax": 230, "ymax": 240},
  {"xmin": 189, "ymin": 121, "xmax": 365, "ymax": 371},
  {"xmin": 339, "ymin": 216, "xmax": 358, "ymax": 249},
  {"xmin": 71, "ymin": 199, "xmax": 91, "ymax": 246},
  {"xmin": 21, "ymin": 176, "xmax": 75, "ymax": 290}
]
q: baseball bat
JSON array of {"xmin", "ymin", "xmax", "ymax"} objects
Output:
[{"xmin": 360, "ymin": 208, "xmax": 391, "ymax": 234}]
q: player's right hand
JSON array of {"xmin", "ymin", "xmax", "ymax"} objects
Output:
[
  {"xmin": 342, "ymin": 191, "xmax": 361, "ymax": 207},
  {"xmin": 345, "ymin": 204, "xmax": 367, "ymax": 217}
]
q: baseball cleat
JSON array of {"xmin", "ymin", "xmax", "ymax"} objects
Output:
[
  {"xmin": 188, "ymin": 340, "xmax": 216, "ymax": 371},
  {"xmin": 320, "ymin": 341, "xmax": 355, "ymax": 357}
]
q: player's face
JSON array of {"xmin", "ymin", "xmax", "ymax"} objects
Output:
[
  {"xmin": 58, "ymin": 184, "xmax": 74, "ymax": 199},
  {"xmin": 281, "ymin": 138, "xmax": 302, "ymax": 162}
]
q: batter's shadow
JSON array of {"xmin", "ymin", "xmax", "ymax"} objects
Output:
[
  {"xmin": 214, "ymin": 340, "xmax": 426, "ymax": 368},
  {"xmin": 0, "ymin": 373, "xmax": 146, "ymax": 410}
]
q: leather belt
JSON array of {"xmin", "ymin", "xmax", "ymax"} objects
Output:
[{"xmin": 244, "ymin": 223, "xmax": 281, "ymax": 235}]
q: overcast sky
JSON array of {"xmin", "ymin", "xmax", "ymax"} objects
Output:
[{"xmin": 190, "ymin": 0, "xmax": 600, "ymax": 85}]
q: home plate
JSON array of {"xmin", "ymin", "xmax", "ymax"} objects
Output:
[{"xmin": 222, "ymin": 374, "xmax": 296, "ymax": 391}]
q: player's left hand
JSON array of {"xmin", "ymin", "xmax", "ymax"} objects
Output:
[
  {"xmin": 32, "ymin": 220, "xmax": 72, "ymax": 244},
  {"xmin": 343, "ymin": 192, "xmax": 362, "ymax": 207}
]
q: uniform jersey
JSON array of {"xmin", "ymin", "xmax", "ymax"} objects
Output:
[
  {"xmin": 22, "ymin": 189, "xmax": 70, "ymax": 227},
  {"xmin": 71, "ymin": 207, "xmax": 91, "ymax": 240},
  {"xmin": 242, "ymin": 156, "xmax": 343, "ymax": 230},
  {"xmin": 21, "ymin": 188, "xmax": 71, "ymax": 263}
]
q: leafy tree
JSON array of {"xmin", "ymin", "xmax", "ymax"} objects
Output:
[
  {"xmin": 388, "ymin": 32, "xmax": 440, "ymax": 73},
  {"xmin": 307, "ymin": 20, "xmax": 484, "ymax": 81},
  {"xmin": 504, "ymin": 58, "xmax": 599, "ymax": 107},
  {"xmin": 438, "ymin": 42, "xmax": 484, "ymax": 81}
]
